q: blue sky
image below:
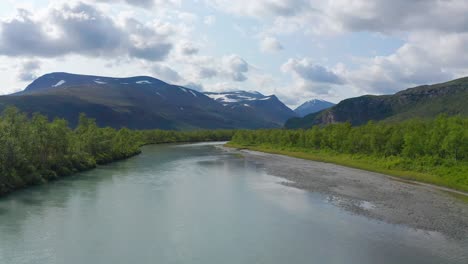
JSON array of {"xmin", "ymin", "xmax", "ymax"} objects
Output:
[{"xmin": 0, "ymin": 0, "xmax": 467, "ymax": 107}]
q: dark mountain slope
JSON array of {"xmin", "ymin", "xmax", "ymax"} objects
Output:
[
  {"xmin": 285, "ymin": 77, "xmax": 468, "ymax": 129},
  {"xmin": 0, "ymin": 72, "xmax": 285, "ymax": 129},
  {"xmin": 0, "ymin": 94, "xmax": 176, "ymax": 129}
]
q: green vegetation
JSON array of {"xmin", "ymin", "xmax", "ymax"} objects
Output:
[
  {"xmin": 138, "ymin": 129, "xmax": 234, "ymax": 145},
  {"xmin": 229, "ymin": 115, "xmax": 468, "ymax": 192},
  {"xmin": 285, "ymin": 76, "xmax": 468, "ymax": 129},
  {"xmin": 0, "ymin": 107, "xmax": 234, "ymax": 195}
]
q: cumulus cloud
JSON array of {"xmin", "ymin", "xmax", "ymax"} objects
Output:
[
  {"xmin": 0, "ymin": 9, "xmax": 65, "ymax": 57},
  {"xmin": 259, "ymin": 36, "xmax": 283, "ymax": 53},
  {"xmin": 17, "ymin": 59, "xmax": 41, "ymax": 81},
  {"xmin": 197, "ymin": 67, "xmax": 218, "ymax": 79},
  {"xmin": 151, "ymin": 64, "xmax": 182, "ymax": 83},
  {"xmin": 209, "ymin": 0, "xmax": 468, "ymax": 34},
  {"xmin": 0, "ymin": 2, "xmax": 173, "ymax": 61},
  {"xmin": 206, "ymin": 0, "xmax": 312, "ymax": 18},
  {"xmin": 325, "ymin": 0, "xmax": 468, "ymax": 34},
  {"xmin": 95, "ymin": 0, "xmax": 180, "ymax": 8},
  {"xmin": 282, "ymin": 58, "xmax": 344, "ymax": 84},
  {"xmin": 2, "ymin": 0, "xmax": 467, "ymax": 104},
  {"xmin": 280, "ymin": 58, "xmax": 345, "ymax": 98},
  {"xmin": 178, "ymin": 42, "xmax": 199, "ymax": 56},
  {"xmin": 208, "ymin": 0, "xmax": 468, "ymax": 98},
  {"xmin": 223, "ymin": 55, "xmax": 249, "ymax": 82},
  {"xmin": 346, "ymin": 33, "xmax": 467, "ymax": 94}
]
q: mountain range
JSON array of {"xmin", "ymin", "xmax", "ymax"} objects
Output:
[
  {"xmin": 0, "ymin": 72, "xmax": 297, "ymax": 130},
  {"xmin": 2, "ymin": 72, "xmax": 465, "ymax": 130},
  {"xmin": 285, "ymin": 77, "xmax": 468, "ymax": 129}
]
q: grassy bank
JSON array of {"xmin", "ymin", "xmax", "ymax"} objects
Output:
[
  {"xmin": 228, "ymin": 116, "xmax": 468, "ymax": 193},
  {"xmin": 226, "ymin": 143, "xmax": 468, "ymax": 193}
]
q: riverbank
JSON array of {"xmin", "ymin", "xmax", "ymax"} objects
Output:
[
  {"xmin": 0, "ymin": 107, "xmax": 235, "ymax": 197},
  {"xmin": 226, "ymin": 143, "xmax": 468, "ymax": 193},
  {"xmin": 0, "ymin": 149, "xmax": 142, "ymax": 197},
  {"xmin": 223, "ymin": 144, "xmax": 468, "ymax": 239}
]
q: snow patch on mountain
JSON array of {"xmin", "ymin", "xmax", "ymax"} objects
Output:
[
  {"xmin": 206, "ymin": 94, "xmax": 239, "ymax": 103},
  {"xmin": 204, "ymin": 91, "xmax": 268, "ymax": 104},
  {"xmin": 53, "ymin": 80, "xmax": 66, "ymax": 87},
  {"xmin": 136, "ymin": 80, "xmax": 152, "ymax": 84}
]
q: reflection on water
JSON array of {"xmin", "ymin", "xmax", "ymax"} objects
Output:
[{"xmin": 0, "ymin": 142, "xmax": 467, "ymax": 264}]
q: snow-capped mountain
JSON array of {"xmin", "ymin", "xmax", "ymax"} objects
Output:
[
  {"xmin": 2, "ymin": 72, "xmax": 296, "ymax": 129},
  {"xmin": 294, "ymin": 99, "xmax": 335, "ymax": 117},
  {"xmin": 204, "ymin": 91, "xmax": 297, "ymax": 125}
]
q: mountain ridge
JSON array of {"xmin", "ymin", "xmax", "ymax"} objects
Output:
[
  {"xmin": 285, "ymin": 76, "xmax": 468, "ymax": 129},
  {"xmin": 204, "ymin": 91, "xmax": 297, "ymax": 125},
  {"xmin": 1, "ymin": 72, "xmax": 297, "ymax": 130}
]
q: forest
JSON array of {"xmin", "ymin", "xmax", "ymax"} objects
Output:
[
  {"xmin": 0, "ymin": 107, "xmax": 234, "ymax": 195},
  {"xmin": 229, "ymin": 115, "xmax": 468, "ymax": 191}
]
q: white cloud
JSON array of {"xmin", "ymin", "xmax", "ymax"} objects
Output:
[
  {"xmin": 177, "ymin": 41, "xmax": 199, "ymax": 56},
  {"xmin": 259, "ymin": 36, "xmax": 283, "ymax": 53},
  {"xmin": 2, "ymin": 0, "xmax": 468, "ymax": 106},
  {"xmin": 196, "ymin": 67, "xmax": 218, "ymax": 79},
  {"xmin": 177, "ymin": 11, "xmax": 198, "ymax": 24},
  {"xmin": 208, "ymin": 0, "xmax": 468, "ymax": 35},
  {"xmin": 95, "ymin": 0, "xmax": 181, "ymax": 8},
  {"xmin": 206, "ymin": 0, "xmax": 311, "ymax": 18},
  {"xmin": 324, "ymin": 0, "xmax": 468, "ymax": 34},
  {"xmin": 0, "ymin": 2, "xmax": 173, "ymax": 61},
  {"xmin": 203, "ymin": 15, "xmax": 216, "ymax": 25},
  {"xmin": 343, "ymin": 31, "xmax": 468, "ymax": 94},
  {"xmin": 278, "ymin": 58, "xmax": 346, "ymax": 106},
  {"xmin": 17, "ymin": 59, "xmax": 41, "ymax": 81},
  {"xmin": 222, "ymin": 54, "xmax": 249, "ymax": 82},
  {"xmin": 151, "ymin": 63, "xmax": 182, "ymax": 83},
  {"xmin": 282, "ymin": 58, "xmax": 344, "ymax": 84}
]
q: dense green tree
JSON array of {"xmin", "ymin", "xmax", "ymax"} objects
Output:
[
  {"xmin": 229, "ymin": 115, "xmax": 468, "ymax": 190},
  {"xmin": 230, "ymin": 115, "xmax": 468, "ymax": 163}
]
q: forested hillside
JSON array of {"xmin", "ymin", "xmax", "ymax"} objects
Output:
[
  {"xmin": 230, "ymin": 116, "xmax": 468, "ymax": 191},
  {"xmin": 0, "ymin": 107, "xmax": 234, "ymax": 195}
]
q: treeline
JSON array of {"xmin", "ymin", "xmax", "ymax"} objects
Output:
[
  {"xmin": 138, "ymin": 129, "xmax": 234, "ymax": 145},
  {"xmin": 230, "ymin": 115, "xmax": 468, "ymax": 190},
  {"xmin": 0, "ymin": 107, "xmax": 234, "ymax": 195}
]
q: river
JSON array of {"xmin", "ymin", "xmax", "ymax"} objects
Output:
[{"xmin": 0, "ymin": 142, "xmax": 467, "ymax": 264}]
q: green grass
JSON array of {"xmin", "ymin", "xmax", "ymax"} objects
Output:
[
  {"xmin": 442, "ymin": 191, "xmax": 468, "ymax": 203},
  {"xmin": 226, "ymin": 143, "xmax": 468, "ymax": 194}
]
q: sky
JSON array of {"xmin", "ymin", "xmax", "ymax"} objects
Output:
[{"xmin": 0, "ymin": 0, "xmax": 467, "ymax": 107}]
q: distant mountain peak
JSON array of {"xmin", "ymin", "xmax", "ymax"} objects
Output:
[
  {"xmin": 294, "ymin": 99, "xmax": 335, "ymax": 117},
  {"xmin": 306, "ymin": 99, "xmax": 327, "ymax": 103}
]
